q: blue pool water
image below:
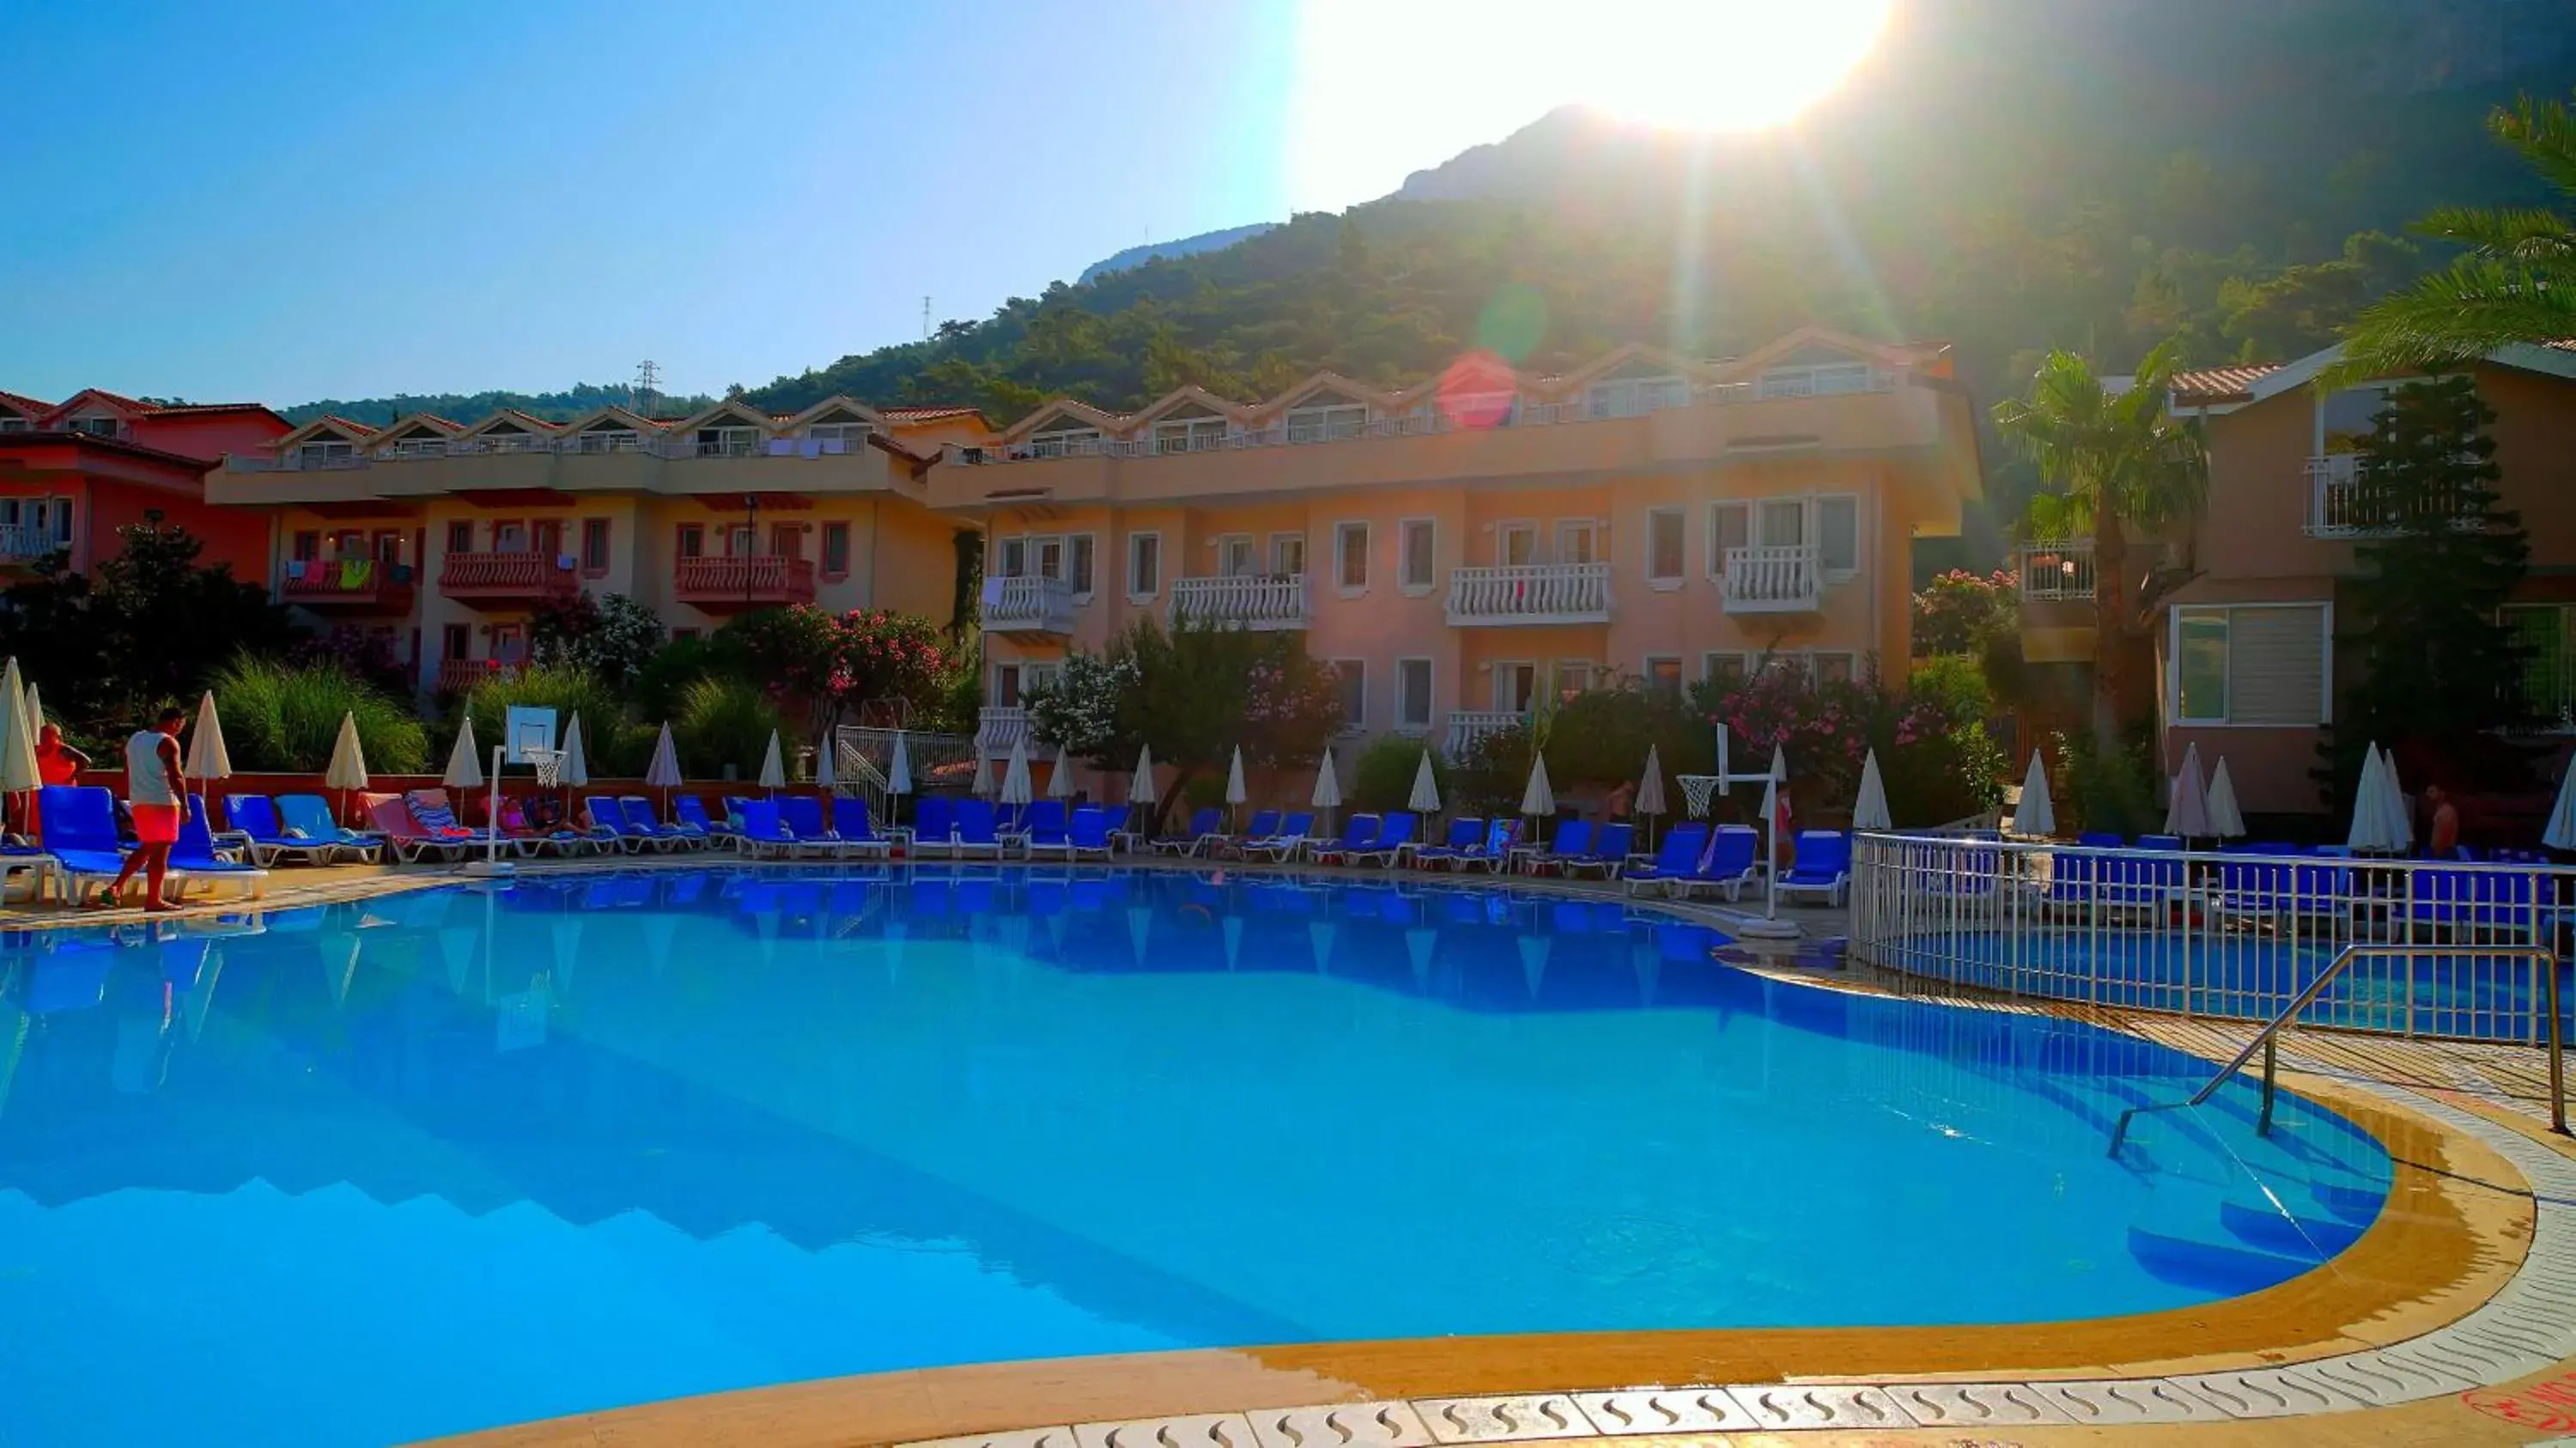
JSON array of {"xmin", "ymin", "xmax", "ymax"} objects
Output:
[{"xmin": 0, "ymin": 867, "xmax": 2391, "ymax": 1446}]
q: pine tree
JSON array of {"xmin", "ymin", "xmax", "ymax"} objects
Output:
[{"xmin": 2322, "ymin": 375, "xmax": 2528, "ymax": 806}]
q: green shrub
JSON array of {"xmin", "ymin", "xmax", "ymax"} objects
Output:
[
  {"xmin": 460, "ymin": 664, "xmax": 648, "ymax": 776},
  {"xmin": 211, "ymin": 656, "xmax": 429, "ymax": 774},
  {"xmin": 676, "ymin": 676, "xmax": 783, "ymax": 780},
  {"xmin": 2056, "ymin": 725, "xmax": 2160, "ymax": 836},
  {"xmin": 1182, "ymin": 772, "xmax": 1230, "ymax": 810},
  {"xmin": 1351, "ymin": 733, "xmax": 1449, "ymax": 812}
]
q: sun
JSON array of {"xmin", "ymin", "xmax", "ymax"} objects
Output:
[{"xmin": 1575, "ymin": 0, "xmax": 1895, "ymax": 132}]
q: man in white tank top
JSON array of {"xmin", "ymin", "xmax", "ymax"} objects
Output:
[{"xmin": 100, "ymin": 706, "xmax": 187, "ymax": 911}]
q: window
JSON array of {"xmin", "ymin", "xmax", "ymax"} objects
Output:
[
  {"xmin": 1759, "ymin": 499, "xmax": 1805, "ymax": 548},
  {"xmin": 1331, "ymin": 660, "xmax": 1366, "ymax": 733},
  {"xmin": 1586, "ymin": 374, "xmax": 1689, "ymax": 418},
  {"xmin": 580, "ymin": 518, "xmax": 611, "ymax": 574},
  {"xmin": 440, "ymin": 623, "xmax": 470, "ymax": 663},
  {"xmin": 291, "ymin": 530, "xmax": 321, "ymax": 563},
  {"xmin": 1708, "ymin": 502, "xmax": 1749, "ymax": 576},
  {"xmin": 676, "ymin": 523, "xmax": 705, "ymax": 559},
  {"xmin": 822, "ymin": 521, "xmax": 852, "ymax": 576},
  {"xmin": 1645, "ymin": 655, "xmax": 1684, "ymax": 698},
  {"xmin": 993, "ymin": 661, "xmax": 1024, "ymax": 709},
  {"xmin": 1127, "ymin": 532, "xmax": 1162, "ymax": 597},
  {"xmin": 1335, "ymin": 521, "xmax": 1370, "ymax": 592},
  {"xmin": 70, "ymin": 417, "xmax": 119, "ymax": 437},
  {"xmin": 1035, "ymin": 536, "xmax": 1066, "ymax": 581},
  {"xmin": 2172, "ymin": 605, "xmax": 2330, "ymax": 725},
  {"xmin": 1498, "ymin": 521, "xmax": 1538, "ymax": 567},
  {"xmin": 1812, "ymin": 651, "xmax": 1857, "ymax": 686},
  {"xmin": 373, "ymin": 530, "xmax": 401, "ymax": 567},
  {"xmin": 493, "ymin": 520, "xmax": 529, "ymax": 553},
  {"xmin": 1553, "ymin": 660, "xmax": 1594, "ymax": 701},
  {"xmin": 296, "ymin": 441, "xmax": 355, "ymax": 467},
  {"xmin": 1704, "ymin": 652, "xmax": 1748, "ymax": 687},
  {"xmin": 2508, "ymin": 605, "xmax": 2576, "ymax": 728},
  {"xmin": 1268, "ymin": 532, "xmax": 1305, "ymax": 578},
  {"xmin": 1218, "ymin": 534, "xmax": 1255, "ymax": 578},
  {"xmin": 1069, "ymin": 533, "xmax": 1096, "ymax": 598},
  {"xmin": 808, "ymin": 422, "xmax": 874, "ymax": 453},
  {"xmin": 1757, "ymin": 362, "xmax": 1876, "ymax": 399},
  {"xmin": 1399, "ymin": 519, "xmax": 1436, "ymax": 593},
  {"xmin": 1554, "ymin": 520, "xmax": 1599, "ymax": 565},
  {"xmin": 1818, "ymin": 496, "xmax": 1859, "ymax": 575},
  {"xmin": 696, "ymin": 426, "xmax": 760, "ymax": 458},
  {"xmin": 1396, "ymin": 657, "xmax": 1434, "ymax": 733},
  {"xmin": 1646, "ymin": 508, "xmax": 1685, "ymax": 584},
  {"xmin": 445, "ymin": 520, "xmax": 472, "ymax": 554},
  {"xmin": 1495, "ymin": 661, "xmax": 1538, "ymax": 713},
  {"xmin": 997, "ymin": 535, "xmax": 1029, "ymax": 578},
  {"xmin": 1285, "ymin": 403, "xmax": 1366, "ymax": 443},
  {"xmin": 1153, "ymin": 417, "xmax": 1228, "ymax": 453},
  {"xmin": 0, "ymin": 416, "xmax": 27, "ymax": 433},
  {"xmin": 1024, "ymin": 427, "xmax": 1099, "ymax": 459}
]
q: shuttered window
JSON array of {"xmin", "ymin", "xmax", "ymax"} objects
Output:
[{"xmin": 2173, "ymin": 605, "xmax": 2328, "ymax": 725}]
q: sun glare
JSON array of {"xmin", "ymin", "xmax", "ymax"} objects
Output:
[{"xmin": 1288, "ymin": 0, "xmax": 1894, "ymax": 210}]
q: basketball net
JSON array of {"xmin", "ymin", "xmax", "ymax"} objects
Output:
[
  {"xmin": 1676, "ymin": 774, "xmax": 1722, "ymax": 819},
  {"xmin": 522, "ymin": 747, "xmax": 565, "ymax": 790}
]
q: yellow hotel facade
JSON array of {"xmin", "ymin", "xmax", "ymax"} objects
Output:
[{"xmin": 210, "ymin": 326, "xmax": 1982, "ymax": 771}]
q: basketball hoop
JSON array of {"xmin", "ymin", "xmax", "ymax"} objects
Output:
[
  {"xmin": 1677, "ymin": 774, "xmax": 1722, "ymax": 819},
  {"xmin": 522, "ymin": 747, "xmax": 565, "ymax": 790}
]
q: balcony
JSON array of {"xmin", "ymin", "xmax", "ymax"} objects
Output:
[
  {"xmin": 1444, "ymin": 562, "xmax": 1613, "ymax": 626},
  {"xmin": 437, "ymin": 551, "xmax": 580, "ymax": 610},
  {"xmin": 0, "ymin": 522, "xmax": 67, "ymax": 565},
  {"xmin": 981, "ymin": 575, "xmax": 1077, "ymax": 640},
  {"xmin": 1169, "ymin": 573, "xmax": 1310, "ymax": 630},
  {"xmin": 435, "ymin": 659, "xmax": 523, "ymax": 697},
  {"xmin": 1445, "ymin": 709, "xmax": 1528, "ymax": 758},
  {"xmin": 283, "ymin": 560, "xmax": 418, "ymax": 615},
  {"xmin": 1721, "ymin": 545, "xmax": 1821, "ymax": 614},
  {"xmin": 2303, "ymin": 453, "xmax": 2487, "ymax": 538},
  {"xmin": 673, "ymin": 554, "xmax": 817, "ymax": 613},
  {"xmin": 2017, "ymin": 541, "xmax": 2096, "ymax": 601},
  {"xmin": 976, "ymin": 706, "xmax": 1031, "ymax": 757}
]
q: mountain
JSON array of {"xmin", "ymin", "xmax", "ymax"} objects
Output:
[
  {"xmin": 1078, "ymin": 223, "xmax": 1279, "ymax": 284},
  {"xmin": 279, "ymin": 384, "xmax": 717, "ymax": 429}
]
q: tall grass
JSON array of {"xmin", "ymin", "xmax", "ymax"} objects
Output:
[
  {"xmin": 460, "ymin": 664, "xmax": 649, "ymax": 776},
  {"xmin": 677, "ymin": 676, "xmax": 782, "ymax": 780},
  {"xmin": 212, "ymin": 657, "xmax": 430, "ymax": 774}
]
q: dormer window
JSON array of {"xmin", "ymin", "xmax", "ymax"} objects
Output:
[
  {"xmin": 1283, "ymin": 401, "xmax": 1366, "ymax": 443},
  {"xmin": 296, "ymin": 440, "xmax": 357, "ymax": 467},
  {"xmin": 807, "ymin": 422, "xmax": 873, "ymax": 453},
  {"xmin": 387, "ymin": 435, "xmax": 447, "ymax": 459},
  {"xmin": 574, "ymin": 426, "xmax": 641, "ymax": 453},
  {"xmin": 0, "ymin": 417, "xmax": 29, "ymax": 434},
  {"xmin": 68, "ymin": 417, "xmax": 120, "ymax": 438},
  {"xmin": 696, "ymin": 425, "xmax": 761, "ymax": 458},
  {"xmin": 1757, "ymin": 361, "xmax": 1879, "ymax": 399},
  {"xmin": 1152, "ymin": 416, "xmax": 1228, "ymax": 453},
  {"xmin": 1586, "ymin": 374, "xmax": 1689, "ymax": 418}
]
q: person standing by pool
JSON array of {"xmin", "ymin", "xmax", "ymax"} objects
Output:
[
  {"xmin": 2425, "ymin": 783, "xmax": 2460, "ymax": 858},
  {"xmin": 98, "ymin": 708, "xmax": 186, "ymax": 911},
  {"xmin": 22, "ymin": 724, "xmax": 91, "ymax": 837}
]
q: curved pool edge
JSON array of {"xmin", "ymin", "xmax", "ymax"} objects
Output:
[{"xmin": 25, "ymin": 857, "xmax": 2567, "ymax": 1444}]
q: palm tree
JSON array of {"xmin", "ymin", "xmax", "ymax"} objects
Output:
[
  {"xmin": 2326, "ymin": 92, "xmax": 2576, "ymax": 387},
  {"xmin": 1993, "ymin": 342, "xmax": 2208, "ymax": 750}
]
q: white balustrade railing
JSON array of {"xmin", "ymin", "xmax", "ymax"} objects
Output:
[
  {"xmin": 1849, "ymin": 833, "xmax": 2573, "ymax": 1045},
  {"xmin": 1168, "ymin": 573, "xmax": 1310, "ymax": 629},
  {"xmin": 975, "ymin": 707, "xmax": 1030, "ymax": 757},
  {"xmin": 2305, "ymin": 453, "xmax": 2484, "ymax": 538},
  {"xmin": 981, "ymin": 574, "xmax": 1077, "ymax": 634},
  {"xmin": 1444, "ymin": 710, "xmax": 1528, "ymax": 758},
  {"xmin": 1721, "ymin": 544, "xmax": 1820, "ymax": 612},
  {"xmin": 0, "ymin": 522, "xmax": 64, "ymax": 559},
  {"xmin": 2018, "ymin": 540, "xmax": 2096, "ymax": 600},
  {"xmin": 230, "ymin": 431, "xmax": 882, "ymax": 472},
  {"xmin": 1444, "ymin": 562, "xmax": 1613, "ymax": 624}
]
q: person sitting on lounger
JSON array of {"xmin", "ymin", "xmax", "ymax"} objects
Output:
[{"xmin": 99, "ymin": 708, "xmax": 186, "ymax": 912}]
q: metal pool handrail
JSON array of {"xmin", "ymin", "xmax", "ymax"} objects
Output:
[{"xmin": 2108, "ymin": 941, "xmax": 2567, "ymax": 1156}]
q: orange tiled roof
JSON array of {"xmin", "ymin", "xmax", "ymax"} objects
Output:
[
  {"xmin": 2169, "ymin": 363, "xmax": 2283, "ymax": 405},
  {"xmin": 0, "ymin": 389, "xmax": 51, "ymax": 416},
  {"xmin": 881, "ymin": 405, "xmax": 982, "ymax": 423}
]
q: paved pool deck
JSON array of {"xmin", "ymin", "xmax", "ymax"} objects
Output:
[{"xmin": 9, "ymin": 853, "xmax": 2572, "ymax": 1446}]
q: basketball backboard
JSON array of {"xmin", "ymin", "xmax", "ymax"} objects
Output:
[{"xmin": 503, "ymin": 705, "xmax": 559, "ymax": 765}]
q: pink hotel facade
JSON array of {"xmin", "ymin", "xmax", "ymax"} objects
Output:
[
  {"xmin": 204, "ymin": 327, "xmax": 1982, "ymax": 769},
  {"xmin": 937, "ymin": 328, "xmax": 1984, "ymax": 764}
]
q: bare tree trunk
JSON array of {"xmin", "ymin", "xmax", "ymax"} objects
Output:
[{"xmin": 2092, "ymin": 509, "xmax": 2128, "ymax": 754}]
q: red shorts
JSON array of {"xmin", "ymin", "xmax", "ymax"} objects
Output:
[{"xmin": 131, "ymin": 803, "xmax": 183, "ymax": 845}]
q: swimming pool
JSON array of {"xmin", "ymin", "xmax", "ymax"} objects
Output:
[{"xmin": 0, "ymin": 867, "xmax": 2391, "ymax": 1446}]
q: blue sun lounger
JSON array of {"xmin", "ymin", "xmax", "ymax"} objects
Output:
[
  {"xmin": 1347, "ymin": 811, "xmax": 1418, "ymax": 867},
  {"xmin": 1673, "ymin": 824, "xmax": 1759, "ymax": 902},
  {"xmin": 1777, "ymin": 830, "xmax": 1851, "ymax": 907},
  {"xmin": 1151, "ymin": 806, "xmax": 1224, "ymax": 856},
  {"xmin": 1444, "ymin": 818, "xmax": 1520, "ymax": 874},
  {"xmin": 1518, "ymin": 818, "xmax": 1591, "ymax": 875},
  {"xmin": 1066, "ymin": 805, "xmax": 1116, "ymax": 862},
  {"xmin": 1239, "ymin": 811, "xmax": 1314, "ymax": 861},
  {"xmin": 1559, "ymin": 821, "xmax": 1633, "ymax": 879},
  {"xmin": 168, "ymin": 798, "xmax": 267, "ymax": 902},
  {"xmin": 673, "ymin": 794, "xmax": 737, "ymax": 845},
  {"xmin": 829, "ymin": 796, "xmax": 894, "ymax": 858},
  {"xmin": 1409, "ymin": 817, "xmax": 1485, "ymax": 867},
  {"xmin": 1621, "ymin": 824, "xmax": 1710, "ymax": 897},
  {"xmin": 221, "ymin": 794, "xmax": 333, "ymax": 867},
  {"xmin": 952, "ymin": 799, "xmax": 1005, "ymax": 861},
  {"xmin": 1303, "ymin": 812, "xmax": 1382, "ymax": 865},
  {"xmin": 273, "ymin": 794, "xmax": 386, "ymax": 863}
]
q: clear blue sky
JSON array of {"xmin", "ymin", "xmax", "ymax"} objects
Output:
[{"xmin": 1, "ymin": 0, "xmax": 1583, "ymax": 407}]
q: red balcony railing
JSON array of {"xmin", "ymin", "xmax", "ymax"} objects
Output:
[
  {"xmin": 438, "ymin": 551, "xmax": 579, "ymax": 605},
  {"xmin": 283, "ymin": 561, "xmax": 416, "ymax": 614},
  {"xmin": 672, "ymin": 554, "xmax": 817, "ymax": 611},
  {"xmin": 435, "ymin": 658, "xmax": 523, "ymax": 696}
]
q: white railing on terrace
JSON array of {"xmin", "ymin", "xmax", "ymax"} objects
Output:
[
  {"xmin": 975, "ymin": 707, "xmax": 1030, "ymax": 757},
  {"xmin": 1445, "ymin": 562, "xmax": 1613, "ymax": 625},
  {"xmin": 1721, "ymin": 544, "xmax": 1821, "ymax": 613},
  {"xmin": 0, "ymin": 522, "xmax": 65, "ymax": 560},
  {"xmin": 980, "ymin": 574, "xmax": 1077, "ymax": 635},
  {"xmin": 1444, "ymin": 709, "xmax": 1528, "ymax": 758},
  {"xmin": 942, "ymin": 370, "xmax": 1908, "ymax": 466},
  {"xmin": 1169, "ymin": 573, "xmax": 1310, "ymax": 630},
  {"xmin": 228, "ymin": 433, "xmax": 878, "ymax": 472},
  {"xmin": 2019, "ymin": 540, "xmax": 2097, "ymax": 600},
  {"xmin": 2305, "ymin": 453, "xmax": 2487, "ymax": 538},
  {"xmin": 1848, "ymin": 833, "xmax": 2576, "ymax": 1045}
]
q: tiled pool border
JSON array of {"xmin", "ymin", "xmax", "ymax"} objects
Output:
[{"xmin": 17, "ymin": 855, "xmax": 2563, "ymax": 1444}]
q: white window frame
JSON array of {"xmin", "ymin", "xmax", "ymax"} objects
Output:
[
  {"xmin": 1706, "ymin": 501, "xmax": 1750, "ymax": 581},
  {"xmin": 297, "ymin": 440, "xmax": 356, "ymax": 466},
  {"xmin": 1496, "ymin": 519, "xmax": 1539, "ymax": 568},
  {"xmin": 2166, "ymin": 601, "xmax": 2336, "ymax": 727},
  {"xmin": 806, "ymin": 421, "xmax": 876, "ymax": 453},
  {"xmin": 1067, "ymin": 532, "xmax": 1097, "ymax": 602},
  {"xmin": 993, "ymin": 660, "xmax": 1024, "ymax": 709},
  {"xmin": 1033, "ymin": 534, "xmax": 1067, "ymax": 582},
  {"xmin": 1025, "ymin": 425, "xmax": 1102, "ymax": 459},
  {"xmin": 1703, "ymin": 651, "xmax": 1749, "ymax": 687},
  {"xmin": 1329, "ymin": 658, "xmax": 1368, "ymax": 735},
  {"xmin": 1758, "ymin": 498, "xmax": 1805, "ymax": 549},
  {"xmin": 1126, "ymin": 530, "xmax": 1163, "ymax": 601},
  {"xmin": 1552, "ymin": 660, "xmax": 1595, "ymax": 700},
  {"xmin": 1586, "ymin": 374, "xmax": 1690, "ymax": 419},
  {"xmin": 1398, "ymin": 517, "xmax": 1437, "ymax": 595},
  {"xmin": 996, "ymin": 534, "xmax": 1030, "ymax": 579},
  {"xmin": 1809, "ymin": 650, "xmax": 1859, "ymax": 686},
  {"xmin": 1493, "ymin": 660, "xmax": 1538, "ymax": 714},
  {"xmin": 1216, "ymin": 532, "xmax": 1255, "ymax": 578},
  {"xmin": 696, "ymin": 424, "xmax": 762, "ymax": 458},
  {"xmin": 1394, "ymin": 655, "xmax": 1434, "ymax": 734},
  {"xmin": 1154, "ymin": 416, "xmax": 1229, "ymax": 454},
  {"xmin": 1284, "ymin": 402, "xmax": 1366, "ymax": 444},
  {"xmin": 1552, "ymin": 518, "xmax": 1601, "ymax": 566},
  {"xmin": 1815, "ymin": 493, "xmax": 1861, "ymax": 581},
  {"xmin": 1643, "ymin": 654, "xmax": 1685, "ymax": 697},
  {"xmin": 1334, "ymin": 520, "xmax": 1370, "ymax": 597},
  {"xmin": 1644, "ymin": 506, "xmax": 1686, "ymax": 589},
  {"xmin": 1267, "ymin": 530, "xmax": 1307, "ymax": 579}
]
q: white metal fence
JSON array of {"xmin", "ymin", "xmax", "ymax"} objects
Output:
[{"xmin": 1850, "ymin": 834, "xmax": 2574, "ymax": 1045}]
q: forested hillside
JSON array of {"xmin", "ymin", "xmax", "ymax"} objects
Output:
[{"xmin": 280, "ymin": 382, "xmax": 714, "ymax": 429}]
